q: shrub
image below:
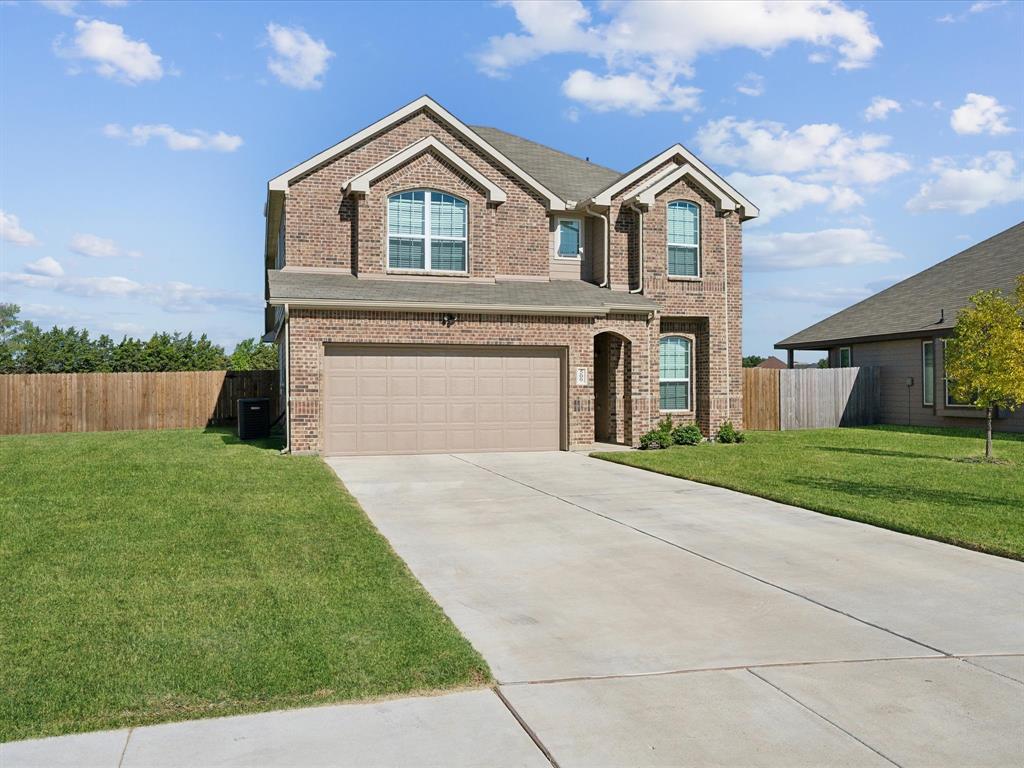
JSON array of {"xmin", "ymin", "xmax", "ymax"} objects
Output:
[
  {"xmin": 639, "ymin": 416, "xmax": 675, "ymax": 450},
  {"xmin": 715, "ymin": 421, "xmax": 745, "ymax": 444},
  {"xmin": 672, "ymin": 423, "xmax": 703, "ymax": 445}
]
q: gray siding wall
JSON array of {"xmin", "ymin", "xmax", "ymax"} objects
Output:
[{"xmin": 829, "ymin": 338, "xmax": 1024, "ymax": 433}]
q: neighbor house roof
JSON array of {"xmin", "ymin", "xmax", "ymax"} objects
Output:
[
  {"xmin": 776, "ymin": 221, "xmax": 1024, "ymax": 350},
  {"xmin": 756, "ymin": 356, "xmax": 787, "ymax": 369},
  {"xmin": 268, "ymin": 270, "xmax": 657, "ymax": 317},
  {"xmin": 470, "ymin": 126, "xmax": 622, "ymax": 203}
]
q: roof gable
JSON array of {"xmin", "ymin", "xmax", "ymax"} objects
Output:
[{"xmin": 268, "ymin": 96, "xmax": 565, "ymax": 211}]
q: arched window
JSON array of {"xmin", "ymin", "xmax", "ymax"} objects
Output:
[
  {"xmin": 667, "ymin": 201, "xmax": 700, "ymax": 277},
  {"xmin": 388, "ymin": 190, "xmax": 468, "ymax": 272},
  {"xmin": 659, "ymin": 336, "xmax": 692, "ymax": 411}
]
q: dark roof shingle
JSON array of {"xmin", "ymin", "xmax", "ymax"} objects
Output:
[
  {"xmin": 268, "ymin": 270, "xmax": 656, "ymax": 315},
  {"xmin": 472, "ymin": 125, "xmax": 622, "ymax": 202},
  {"xmin": 776, "ymin": 222, "xmax": 1024, "ymax": 349}
]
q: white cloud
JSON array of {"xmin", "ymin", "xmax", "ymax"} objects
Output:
[
  {"xmin": 69, "ymin": 233, "xmax": 142, "ymax": 259},
  {"xmin": 906, "ymin": 151, "xmax": 1024, "ymax": 214},
  {"xmin": 2, "ymin": 270, "xmax": 256, "ymax": 313},
  {"xmin": 727, "ymin": 173, "xmax": 862, "ymax": 225},
  {"xmin": 39, "ymin": 0, "xmax": 80, "ymax": 16},
  {"xmin": 24, "ymin": 257, "xmax": 64, "ymax": 277},
  {"xmin": 103, "ymin": 123, "xmax": 243, "ymax": 152},
  {"xmin": 266, "ymin": 23, "xmax": 334, "ymax": 90},
  {"xmin": 57, "ymin": 19, "xmax": 163, "ymax": 84},
  {"xmin": 937, "ymin": 0, "xmax": 1006, "ymax": 22},
  {"xmin": 694, "ymin": 117, "xmax": 910, "ymax": 185},
  {"xmin": 563, "ymin": 106, "xmax": 580, "ymax": 123},
  {"xmin": 950, "ymin": 93, "xmax": 1013, "ymax": 135},
  {"xmin": 562, "ymin": 70, "xmax": 700, "ymax": 113},
  {"xmin": 735, "ymin": 73, "xmax": 765, "ymax": 97},
  {"xmin": 752, "ymin": 284, "xmax": 873, "ymax": 306},
  {"xmin": 479, "ymin": 1, "xmax": 881, "ymax": 114},
  {"xmin": 0, "ymin": 210, "xmax": 39, "ymax": 246},
  {"xmin": 864, "ymin": 96, "xmax": 901, "ymax": 121},
  {"xmin": 746, "ymin": 228, "xmax": 903, "ymax": 270}
]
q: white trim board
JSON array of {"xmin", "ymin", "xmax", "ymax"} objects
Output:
[{"xmin": 344, "ymin": 136, "xmax": 507, "ymax": 203}]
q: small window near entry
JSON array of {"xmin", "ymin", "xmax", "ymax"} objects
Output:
[
  {"xmin": 667, "ymin": 201, "xmax": 700, "ymax": 277},
  {"xmin": 556, "ymin": 218, "xmax": 582, "ymax": 259},
  {"xmin": 922, "ymin": 340, "xmax": 934, "ymax": 406},
  {"xmin": 838, "ymin": 347, "xmax": 852, "ymax": 368},
  {"xmin": 659, "ymin": 336, "xmax": 692, "ymax": 411}
]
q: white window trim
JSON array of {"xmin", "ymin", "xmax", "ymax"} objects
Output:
[
  {"xmin": 667, "ymin": 200, "xmax": 701, "ymax": 278},
  {"xmin": 387, "ymin": 190, "xmax": 468, "ymax": 274},
  {"xmin": 838, "ymin": 347, "xmax": 852, "ymax": 368},
  {"xmin": 554, "ymin": 217, "xmax": 583, "ymax": 260},
  {"xmin": 922, "ymin": 340, "xmax": 934, "ymax": 407},
  {"xmin": 659, "ymin": 335, "xmax": 693, "ymax": 413},
  {"xmin": 941, "ymin": 339, "xmax": 974, "ymax": 408}
]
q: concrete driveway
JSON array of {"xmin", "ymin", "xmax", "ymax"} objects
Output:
[
  {"xmin": 327, "ymin": 451, "xmax": 1023, "ymax": 767},
  {"xmin": 6, "ymin": 451, "xmax": 1021, "ymax": 767}
]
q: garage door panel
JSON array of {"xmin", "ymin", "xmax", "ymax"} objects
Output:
[{"xmin": 324, "ymin": 346, "xmax": 562, "ymax": 456}]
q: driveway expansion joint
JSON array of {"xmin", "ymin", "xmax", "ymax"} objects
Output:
[
  {"xmin": 492, "ymin": 687, "xmax": 561, "ymax": 768},
  {"xmin": 453, "ymin": 453, "xmax": 952, "ymax": 660},
  {"xmin": 746, "ymin": 668, "xmax": 904, "ymax": 768}
]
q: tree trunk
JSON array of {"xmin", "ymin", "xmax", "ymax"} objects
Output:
[{"xmin": 986, "ymin": 406, "xmax": 993, "ymax": 459}]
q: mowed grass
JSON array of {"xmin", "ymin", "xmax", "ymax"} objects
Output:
[
  {"xmin": 0, "ymin": 428, "xmax": 488, "ymax": 742},
  {"xmin": 595, "ymin": 425, "xmax": 1024, "ymax": 561}
]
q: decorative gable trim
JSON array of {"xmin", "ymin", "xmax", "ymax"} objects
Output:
[
  {"xmin": 268, "ymin": 95, "xmax": 565, "ymax": 210},
  {"xmin": 344, "ymin": 136, "xmax": 507, "ymax": 204},
  {"xmin": 591, "ymin": 144, "xmax": 758, "ymax": 220},
  {"xmin": 632, "ymin": 163, "xmax": 736, "ymax": 213}
]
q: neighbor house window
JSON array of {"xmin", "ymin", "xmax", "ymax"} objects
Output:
[
  {"xmin": 659, "ymin": 336, "xmax": 692, "ymax": 411},
  {"xmin": 942, "ymin": 339, "xmax": 972, "ymax": 407},
  {"xmin": 922, "ymin": 340, "xmax": 934, "ymax": 406},
  {"xmin": 555, "ymin": 218, "xmax": 582, "ymax": 258},
  {"xmin": 387, "ymin": 190, "xmax": 467, "ymax": 272},
  {"xmin": 838, "ymin": 347, "xmax": 852, "ymax": 368},
  {"xmin": 667, "ymin": 201, "xmax": 700, "ymax": 277}
]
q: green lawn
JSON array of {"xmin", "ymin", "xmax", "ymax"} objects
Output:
[
  {"xmin": 595, "ymin": 425, "xmax": 1024, "ymax": 561},
  {"xmin": 0, "ymin": 428, "xmax": 488, "ymax": 743}
]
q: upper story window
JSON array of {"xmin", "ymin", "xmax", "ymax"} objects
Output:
[
  {"xmin": 667, "ymin": 201, "xmax": 700, "ymax": 278},
  {"xmin": 555, "ymin": 218, "xmax": 582, "ymax": 259},
  {"xmin": 659, "ymin": 336, "xmax": 692, "ymax": 411},
  {"xmin": 388, "ymin": 190, "xmax": 467, "ymax": 272}
]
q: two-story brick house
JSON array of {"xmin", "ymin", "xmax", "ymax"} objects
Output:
[{"xmin": 264, "ymin": 96, "xmax": 758, "ymax": 455}]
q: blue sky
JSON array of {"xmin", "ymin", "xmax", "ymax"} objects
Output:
[{"xmin": 1, "ymin": 0, "xmax": 1022, "ymax": 359}]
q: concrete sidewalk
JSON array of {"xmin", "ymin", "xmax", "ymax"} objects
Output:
[{"xmin": 5, "ymin": 451, "xmax": 1022, "ymax": 767}]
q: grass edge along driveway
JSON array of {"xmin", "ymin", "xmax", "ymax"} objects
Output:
[
  {"xmin": 594, "ymin": 425, "xmax": 1024, "ymax": 561},
  {"xmin": 0, "ymin": 428, "xmax": 489, "ymax": 743}
]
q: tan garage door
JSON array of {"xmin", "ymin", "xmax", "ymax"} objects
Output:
[{"xmin": 323, "ymin": 346, "xmax": 563, "ymax": 456}]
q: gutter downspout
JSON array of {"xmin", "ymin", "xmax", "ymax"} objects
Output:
[
  {"xmin": 627, "ymin": 202, "xmax": 644, "ymax": 294},
  {"xmin": 585, "ymin": 203, "xmax": 610, "ymax": 288},
  {"xmin": 722, "ymin": 213, "xmax": 731, "ymax": 421},
  {"xmin": 281, "ymin": 303, "xmax": 291, "ymax": 454}
]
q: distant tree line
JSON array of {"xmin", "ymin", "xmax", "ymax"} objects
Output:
[{"xmin": 0, "ymin": 303, "xmax": 277, "ymax": 374}]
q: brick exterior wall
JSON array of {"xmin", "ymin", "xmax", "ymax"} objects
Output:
[{"xmin": 275, "ymin": 108, "xmax": 745, "ymax": 453}]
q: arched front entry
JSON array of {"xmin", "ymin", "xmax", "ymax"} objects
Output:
[{"xmin": 593, "ymin": 331, "xmax": 633, "ymax": 445}]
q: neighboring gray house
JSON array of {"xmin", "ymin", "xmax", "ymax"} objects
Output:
[{"xmin": 776, "ymin": 222, "xmax": 1024, "ymax": 433}]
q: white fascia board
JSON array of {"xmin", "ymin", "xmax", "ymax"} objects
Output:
[
  {"xmin": 593, "ymin": 143, "xmax": 759, "ymax": 219},
  {"xmin": 345, "ymin": 136, "xmax": 507, "ymax": 203},
  {"xmin": 634, "ymin": 163, "xmax": 736, "ymax": 212},
  {"xmin": 267, "ymin": 95, "xmax": 565, "ymax": 210}
]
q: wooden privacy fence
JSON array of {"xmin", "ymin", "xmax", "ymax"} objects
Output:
[
  {"xmin": 743, "ymin": 366, "xmax": 879, "ymax": 431},
  {"xmin": 0, "ymin": 370, "xmax": 279, "ymax": 436}
]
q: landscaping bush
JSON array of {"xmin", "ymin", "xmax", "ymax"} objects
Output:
[
  {"xmin": 715, "ymin": 421, "xmax": 745, "ymax": 443},
  {"xmin": 672, "ymin": 423, "xmax": 704, "ymax": 445},
  {"xmin": 639, "ymin": 416, "xmax": 675, "ymax": 450}
]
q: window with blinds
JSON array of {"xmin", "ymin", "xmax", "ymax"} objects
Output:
[
  {"xmin": 659, "ymin": 336, "xmax": 692, "ymax": 411},
  {"xmin": 388, "ymin": 190, "xmax": 467, "ymax": 271},
  {"xmin": 667, "ymin": 201, "xmax": 700, "ymax": 277}
]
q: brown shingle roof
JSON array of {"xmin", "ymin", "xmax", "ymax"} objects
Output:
[
  {"xmin": 776, "ymin": 221, "xmax": 1024, "ymax": 349},
  {"xmin": 471, "ymin": 126, "xmax": 622, "ymax": 203}
]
